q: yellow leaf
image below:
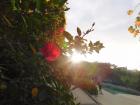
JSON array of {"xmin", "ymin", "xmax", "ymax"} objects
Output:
[
  {"xmin": 133, "ymin": 30, "xmax": 140, "ymax": 37},
  {"xmin": 32, "ymin": 87, "xmax": 38, "ymax": 97},
  {"xmin": 28, "ymin": 9, "xmax": 33, "ymax": 14},
  {"xmin": 46, "ymin": 0, "xmax": 50, "ymax": 2},
  {"xmin": 135, "ymin": 20, "xmax": 140, "ymax": 26},
  {"xmin": 127, "ymin": 10, "xmax": 133, "ymax": 15},
  {"xmin": 128, "ymin": 26, "xmax": 135, "ymax": 33},
  {"xmin": 29, "ymin": 44, "xmax": 37, "ymax": 55}
]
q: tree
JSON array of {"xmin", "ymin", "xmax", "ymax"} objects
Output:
[{"xmin": 0, "ymin": 0, "xmax": 104, "ymax": 105}]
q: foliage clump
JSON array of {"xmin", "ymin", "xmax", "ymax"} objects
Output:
[
  {"xmin": 127, "ymin": 4, "xmax": 140, "ymax": 37},
  {"xmin": 0, "ymin": 0, "xmax": 104, "ymax": 105}
]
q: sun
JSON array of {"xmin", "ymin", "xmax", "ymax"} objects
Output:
[{"xmin": 70, "ymin": 51, "xmax": 85, "ymax": 63}]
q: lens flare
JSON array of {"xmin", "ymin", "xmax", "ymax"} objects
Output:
[{"xmin": 70, "ymin": 51, "xmax": 85, "ymax": 63}]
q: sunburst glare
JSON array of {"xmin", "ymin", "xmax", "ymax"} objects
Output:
[{"xmin": 70, "ymin": 51, "xmax": 85, "ymax": 63}]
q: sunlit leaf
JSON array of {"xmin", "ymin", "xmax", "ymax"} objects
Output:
[
  {"xmin": 63, "ymin": 42, "xmax": 68, "ymax": 49},
  {"xmin": 135, "ymin": 20, "xmax": 140, "ymax": 27},
  {"xmin": 93, "ymin": 41, "xmax": 104, "ymax": 53},
  {"xmin": 94, "ymin": 48, "xmax": 100, "ymax": 53},
  {"xmin": 77, "ymin": 27, "xmax": 82, "ymax": 36},
  {"xmin": 64, "ymin": 31, "xmax": 73, "ymax": 41},
  {"xmin": 127, "ymin": 10, "xmax": 133, "ymax": 16},
  {"xmin": 94, "ymin": 41, "xmax": 100, "ymax": 46},
  {"xmin": 128, "ymin": 26, "xmax": 135, "ymax": 33},
  {"xmin": 136, "ymin": 17, "xmax": 140, "ymax": 21},
  {"xmin": 133, "ymin": 30, "xmax": 140, "ymax": 37},
  {"xmin": 89, "ymin": 41, "xmax": 93, "ymax": 47}
]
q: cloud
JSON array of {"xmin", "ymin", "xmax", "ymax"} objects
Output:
[{"xmin": 66, "ymin": 0, "xmax": 140, "ymax": 70}]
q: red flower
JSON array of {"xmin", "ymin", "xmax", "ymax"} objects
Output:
[
  {"xmin": 40, "ymin": 42, "xmax": 61, "ymax": 61},
  {"xmin": 58, "ymin": 27, "xmax": 64, "ymax": 33},
  {"xmin": 55, "ymin": 27, "xmax": 64, "ymax": 36}
]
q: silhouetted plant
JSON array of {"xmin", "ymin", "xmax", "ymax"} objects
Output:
[{"xmin": 0, "ymin": 0, "xmax": 104, "ymax": 105}]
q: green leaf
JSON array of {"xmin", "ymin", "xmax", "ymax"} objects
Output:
[
  {"xmin": 77, "ymin": 27, "xmax": 81, "ymax": 36},
  {"xmin": 136, "ymin": 17, "xmax": 140, "ymax": 21},
  {"xmin": 33, "ymin": 0, "xmax": 41, "ymax": 10},
  {"xmin": 21, "ymin": 15, "xmax": 28, "ymax": 28},
  {"xmin": 129, "ymin": 26, "xmax": 133, "ymax": 29},
  {"xmin": 3, "ymin": 16, "xmax": 13, "ymax": 27},
  {"xmin": 11, "ymin": 0, "xmax": 17, "ymax": 10},
  {"xmin": 63, "ymin": 42, "xmax": 68, "ymax": 49}
]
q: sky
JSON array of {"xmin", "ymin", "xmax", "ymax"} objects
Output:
[{"xmin": 66, "ymin": 0, "xmax": 140, "ymax": 70}]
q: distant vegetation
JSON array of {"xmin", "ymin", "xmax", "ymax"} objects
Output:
[
  {"xmin": 105, "ymin": 65, "xmax": 140, "ymax": 91},
  {"xmin": 83, "ymin": 62, "xmax": 140, "ymax": 95},
  {"xmin": 68, "ymin": 61, "xmax": 140, "ymax": 92}
]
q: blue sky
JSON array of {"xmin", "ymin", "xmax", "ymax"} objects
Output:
[{"xmin": 66, "ymin": 0, "xmax": 140, "ymax": 70}]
